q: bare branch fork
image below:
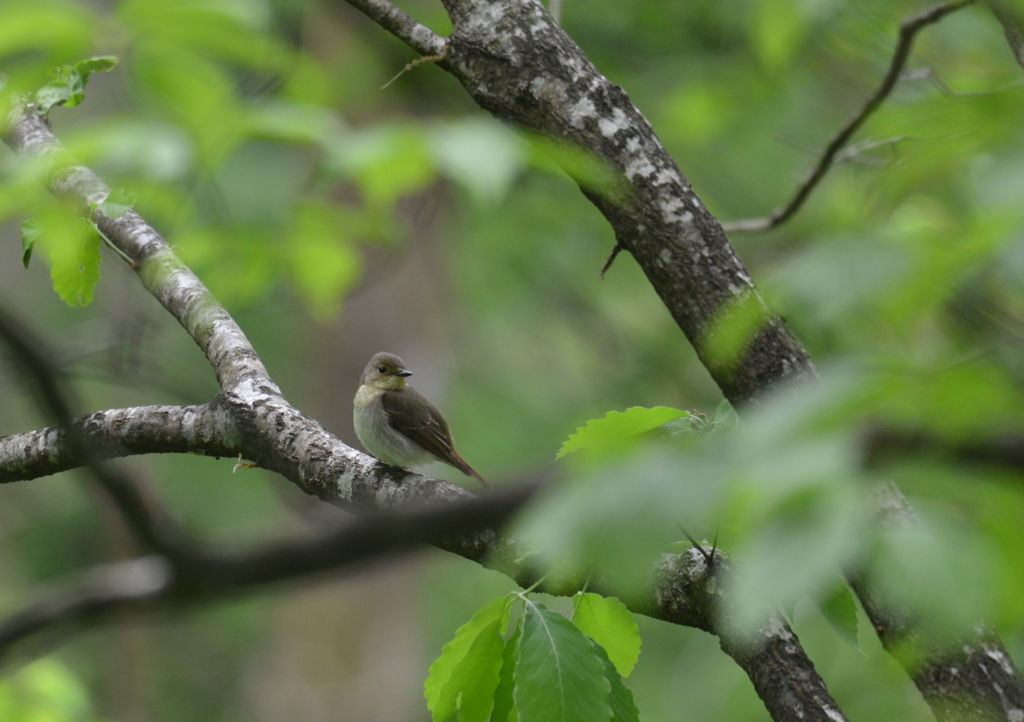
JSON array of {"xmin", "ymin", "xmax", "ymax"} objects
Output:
[
  {"xmin": 337, "ymin": 0, "xmax": 1024, "ymax": 720},
  {"xmin": 722, "ymin": 0, "xmax": 976, "ymax": 234},
  {"xmin": 1, "ymin": 110, "xmax": 843, "ymax": 722}
]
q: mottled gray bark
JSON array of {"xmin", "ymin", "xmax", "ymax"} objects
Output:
[{"xmin": 0, "ymin": 403, "xmax": 237, "ymax": 482}]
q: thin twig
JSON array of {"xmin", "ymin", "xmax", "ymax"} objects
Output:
[
  {"xmin": 598, "ymin": 243, "xmax": 624, "ymax": 278},
  {"xmin": 344, "ymin": 0, "xmax": 447, "ymax": 57},
  {"xmin": 723, "ymin": 0, "xmax": 976, "ymax": 234},
  {"xmin": 833, "ymin": 135, "xmax": 910, "ymax": 165},
  {"xmin": 381, "ymin": 43, "xmax": 450, "ymax": 90},
  {"xmin": 676, "ymin": 520, "xmax": 714, "ymax": 567}
]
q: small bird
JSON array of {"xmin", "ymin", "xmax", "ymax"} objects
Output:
[{"xmin": 353, "ymin": 352, "xmax": 490, "ymax": 489}]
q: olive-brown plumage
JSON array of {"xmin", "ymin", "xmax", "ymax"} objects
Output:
[{"xmin": 353, "ymin": 352, "xmax": 489, "ymax": 488}]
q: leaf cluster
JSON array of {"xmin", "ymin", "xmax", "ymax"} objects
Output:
[{"xmin": 425, "ymin": 593, "xmax": 641, "ymax": 722}]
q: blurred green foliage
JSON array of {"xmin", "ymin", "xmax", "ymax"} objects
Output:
[
  {"xmin": 2, "ymin": 0, "xmax": 1024, "ymax": 720},
  {"xmin": 0, "ymin": 659, "xmax": 104, "ymax": 722}
]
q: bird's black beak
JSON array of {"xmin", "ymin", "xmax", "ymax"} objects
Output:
[{"xmin": 397, "ymin": 370, "xmax": 412, "ymax": 377}]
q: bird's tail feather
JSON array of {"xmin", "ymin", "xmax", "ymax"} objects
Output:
[{"xmin": 452, "ymin": 452, "xmax": 491, "ymax": 489}]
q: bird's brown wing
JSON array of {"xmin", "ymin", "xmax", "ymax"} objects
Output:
[
  {"xmin": 381, "ymin": 387, "xmax": 458, "ymax": 464},
  {"xmin": 381, "ymin": 387, "xmax": 490, "ymax": 488}
]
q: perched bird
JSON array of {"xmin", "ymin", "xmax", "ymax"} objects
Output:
[{"xmin": 353, "ymin": 352, "xmax": 490, "ymax": 489}]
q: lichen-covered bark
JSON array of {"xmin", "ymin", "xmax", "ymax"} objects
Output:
[
  {"xmin": 651, "ymin": 549, "xmax": 847, "ymax": 722},
  {"xmin": 432, "ymin": 0, "xmax": 814, "ymax": 405},
  {"xmin": 0, "ymin": 403, "xmax": 238, "ymax": 482}
]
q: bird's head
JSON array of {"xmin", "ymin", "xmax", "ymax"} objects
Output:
[{"xmin": 360, "ymin": 352, "xmax": 412, "ymax": 390}]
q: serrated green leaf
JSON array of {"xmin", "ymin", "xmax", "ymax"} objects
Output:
[
  {"xmin": 815, "ymin": 579, "xmax": 861, "ymax": 651},
  {"xmin": 570, "ymin": 594, "xmax": 641, "ymax": 678},
  {"xmin": 20, "ymin": 220, "xmax": 41, "ymax": 269},
  {"xmin": 95, "ymin": 188, "xmax": 137, "ymax": 219},
  {"xmin": 435, "ymin": 618, "xmax": 506, "ymax": 722},
  {"xmin": 74, "ymin": 55, "xmax": 118, "ymax": 78},
  {"xmin": 591, "ymin": 641, "xmax": 640, "ymax": 722},
  {"xmin": 514, "ymin": 601, "xmax": 612, "ymax": 722},
  {"xmin": 48, "ymin": 220, "xmax": 102, "ymax": 307},
  {"xmin": 491, "ymin": 623, "xmax": 520, "ymax": 722},
  {"xmin": 425, "ymin": 596, "xmax": 512, "ymax": 719},
  {"xmin": 557, "ymin": 406, "xmax": 689, "ymax": 459}
]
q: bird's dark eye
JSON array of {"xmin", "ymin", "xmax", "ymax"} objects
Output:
[{"xmin": 378, "ymin": 365, "xmax": 387, "ymax": 374}]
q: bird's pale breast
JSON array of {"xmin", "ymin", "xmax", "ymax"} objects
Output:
[{"xmin": 353, "ymin": 385, "xmax": 430, "ymax": 468}]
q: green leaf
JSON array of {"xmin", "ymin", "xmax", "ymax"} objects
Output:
[
  {"xmin": 514, "ymin": 600, "xmax": 612, "ymax": 722},
  {"xmin": 95, "ymin": 188, "xmax": 136, "ymax": 219},
  {"xmin": 35, "ymin": 56, "xmax": 117, "ymax": 113},
  {"xmin": 525, "ymin": 134, "xmax": 623, "ymax": 199},
  {"xmin": 35, "ymin": 77, "xmax": 75, "ymax": 114},
  {"xmin": 30, "ymin": 203, "xmax": 104, "ymax": 306},
  {"xmin": 437, "ymin": 618, "xmax": 506, "ymax": 722},
  {"xmin": 557, "ymin": 406, "xmax": 689, "ymax": 459},
  {"xmin": 490, "ymin": 623, "xmax": 521, "ymax": 722},
  {"xmin": 425, "ymin": 596, "xmax": 512, "ymax": 720},
  {"xmin": 815, "ymin": 579, "xmax": 861, "ymax": 652},
  {"xmin": 20, "ymin": 220, "xmax": 41, "ymax": 269},
  {"xmin": 709, "ymin": 399, "xmax": 738, "ymax": 429},
  {"xmin": 74, "ymin": 55, "xmax": 118, "ymax": 78},
  {"xmin": 702, "ymin": 291, "xmax": 772, "ymax": 376},
  {"xmin": 50, "ymin": 223, "xmax": 102, "ymax": 307},
  {"xmin": 570, "ymin": 593, "xmax": 641, "ymax": 678},
  {"xmin": 591, "ymin": 641, "xmax": 640, "ymax": 722},
  {"xmin": 329, "ymin": 125, "xmax": 435, "ymax": 208}
]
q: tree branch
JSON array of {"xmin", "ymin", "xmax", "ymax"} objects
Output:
[
  {"xmin": 4, "ymin": 112, "xmax": 276, "ymax": 398},
  {"xmin": 0, "ymin": 404, "xmax": 239, "ymax": 483},
  {"xmin": 864, "ymin": 425, "xmax": 1024, "ymax": 473},
  {"xmin": 722, "ymin": 0, "xmax": 976, "ymax": 234},
  {"xmin": 847, "ymin": 485, "xmax": 1024, "ymax": 722},
  {"xmin": 0, "ymin": 484, "xmax": 539, "ymax": 663},
  {"xmin": 342, "ymin": 0, "xmax": 446, "ymax": 57}
]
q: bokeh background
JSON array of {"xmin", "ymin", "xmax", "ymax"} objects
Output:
[{"xmin": 3, "ymin": 0, "xmax": 1024, "ymax": 720}]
